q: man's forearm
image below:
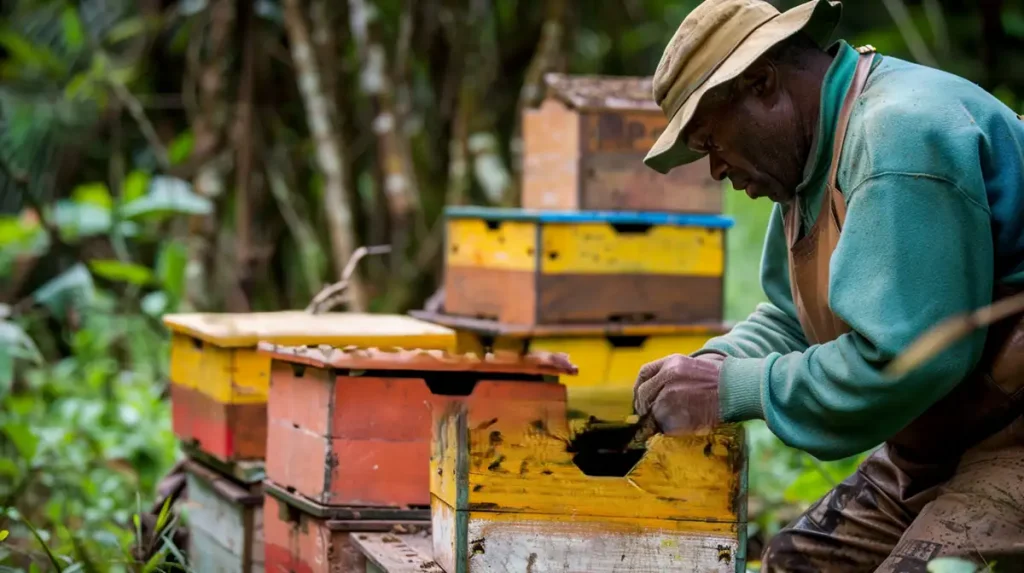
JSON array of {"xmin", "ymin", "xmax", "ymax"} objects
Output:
[{"xmin": 696, "ymin": 302, "xmax": 809, "ymax": 359}]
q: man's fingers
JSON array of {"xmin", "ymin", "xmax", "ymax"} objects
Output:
[
  {"xmin": 634, "ymin": 366, "xmax": 675, "ymax": 417},
  {"xmin": 634, "ymin": 355, "xmax": 673, "ymax": 393},
  {"xmin": 633, "ymin": 356, "xmax": 670, "ymax": 415}
]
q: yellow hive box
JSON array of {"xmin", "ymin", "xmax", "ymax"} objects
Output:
[
  {"xmin": 429, "ymin": 397, "xmax": 748, "ymax": 573},
  {"xmin": 165, "ymin": 312, "xmax": 457, "ymax": 404},
  {"xmin": 442, "ymin": 207, "xmax": 733, "ymax": 326},
  {"xmin": 411, "ymin": 311, "xmax": 730, "ymax": 422}
]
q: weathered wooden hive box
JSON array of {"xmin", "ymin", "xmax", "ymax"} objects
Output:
[
  {"xmin": 263, "ymin": 482, "xmax": 432, "ymax": 573},
  {"xmin": 260, "ymin": 344, "xmax": 575, "ymax": 509},
  {"xmin": 259, "ymin": 344, "xmax": 577, "ymax": 573},
  {"xmin": 522, "ymin": 73, "xmax": 723, "ymax": 214},
  {"xmin": 184, "ymin": 460, "xmax": 264, "ymax": 572},
  {"xmin": 164, "ymin": 312, "xmax": 455, "ymax": 464},
  {"xmin": 430, "ymin": 405, "xmax": 748, "ymax": 573},
  {"xmin": 443, "ymin": 206, "xmax": 733, "ymax": 326},
  {"xmin": 412, "ymin": 311, "xmax": 730, "ymax": 422}
]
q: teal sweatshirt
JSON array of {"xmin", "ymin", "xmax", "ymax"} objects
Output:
[{"xmin": 699, "ymin": 41, "xmax": 1024, "ymax": 461}]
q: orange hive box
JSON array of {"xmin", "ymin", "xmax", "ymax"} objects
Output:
[
  {"xmin": 522, "ymin": 73, "xmax": 722, "ymax": 214},
  {"xmin": 259, "ymin": 343, "xmax": 577, "ymax": 510}
]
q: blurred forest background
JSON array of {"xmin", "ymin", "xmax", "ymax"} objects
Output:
[{"xmin": 1, "ymin": 0, "xmax": 1023, "ymax": 569}]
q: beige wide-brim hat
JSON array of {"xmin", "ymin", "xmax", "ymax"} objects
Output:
[{"xmin": 645, "ymin": 0, "xmax": 842, "ymax": 174}]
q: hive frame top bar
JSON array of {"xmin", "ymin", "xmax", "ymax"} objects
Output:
[
  {"xmin": 256, "ymin": 342, "xmax": 579, "ymax": 377},
  {"xmin": 162, "ymin": 311, "xmax": 456, "ymax": 349},
  {"xmin": 443, "ymin": 206, "xmax": 734, "ymax": 229}
]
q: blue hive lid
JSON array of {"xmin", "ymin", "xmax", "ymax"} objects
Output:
[{"xmin": 443, "ymin": 206, "xmax": 734, "ymax": 229}]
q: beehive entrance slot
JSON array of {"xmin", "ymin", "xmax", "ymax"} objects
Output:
[
  {"xmin": 610, "ymin": 222, "xmax": 653, "ymax": 235},
  {"xmin": 607, "ymin": 335, "xmax": 649, "ymax": 348},
  {"xmin": 484, "ymin": 220, "xmax": 502, "ymax": 231},
  {"xmin": 567, "ymin": 423, "xmax": 646, "ymax": 477},
  {"xmin": 608, "ymin": 313, "xmax": 656, "ymax": 324},
  {"xmin": 424, "ymin": 373, "xmax": 479, "ymax": 396}
]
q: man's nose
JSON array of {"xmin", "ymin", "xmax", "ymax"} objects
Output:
[{"xmin": 708, "ymin": 152, "xmax": 728, "ymax": 182}]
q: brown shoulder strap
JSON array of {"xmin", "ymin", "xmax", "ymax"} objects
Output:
[{"xmin": 827, "ymin": 49, "xmax": 876, "ymax": 190}]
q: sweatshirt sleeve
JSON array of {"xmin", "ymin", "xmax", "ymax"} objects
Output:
[
  {"xmin": 720, "ymin": 173, "xmax": 993, "ymax": 460},
  {"xmin": 697, "ymin": 204, "xmax": 810, "ymax": 361}
]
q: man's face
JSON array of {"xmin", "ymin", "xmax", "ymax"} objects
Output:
[{"xmin": 681, "ymin": 62, "xmax": 807, "ymax": 203}]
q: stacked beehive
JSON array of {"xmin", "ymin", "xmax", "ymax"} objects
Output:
[
  {"xmin": 414, "ymin": 72, "xmax": 734, "ymax": 424},
  {"xmin": 164, "ymin": 312, "xmax": 456, "ymax": 572},
  {"xmin": 256, "ymin": 344, "xmax": 576, "ymax": 572}
]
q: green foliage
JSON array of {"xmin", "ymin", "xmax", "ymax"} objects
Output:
[
  {"xmin": 88, "ymin": 261, "xmax": 155, "ymax": 286},
  {"xmin": 30, "ymin": 265, "xmax": 96, "ymax": 318},
  {"xmin": 0, "ymin": 285, "xmax": 182, "ymax": 571},
  {"xmin": 120, "ymin": 177, "xmax": 212, "ymax": 220}
]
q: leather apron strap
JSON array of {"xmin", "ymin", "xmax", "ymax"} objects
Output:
[{"xmin": 784, "ymin": 49, "xmax": 876, "ymax": 345}]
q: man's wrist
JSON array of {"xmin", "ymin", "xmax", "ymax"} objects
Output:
[{"xmin": 718, "ymin": 356, "xmax": 768, "ymax": 422}]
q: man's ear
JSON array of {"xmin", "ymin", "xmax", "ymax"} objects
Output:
[{"xmin": 738, "ymin": 59, "xmax": 778, "ymax": 101}]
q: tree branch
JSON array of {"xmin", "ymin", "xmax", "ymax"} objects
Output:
[
  {"xmin": 881, "ymin": 0, "xmax": 938, "ymax": 68},
  {"xmin": 109, "ymin": 80, "xmax": 171, "ymax": 171}
]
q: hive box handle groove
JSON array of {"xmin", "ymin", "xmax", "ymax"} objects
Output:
[
  {"xmin": 606, "ymin": 335, "xmax": 649, "ymax": 348},
  {"xmin": 610, "ymin": 222, "xmax": 653, "ymax": 234}
]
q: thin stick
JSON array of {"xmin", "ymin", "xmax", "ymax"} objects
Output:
[
  {"xmin": 305, "ymin": 245, "xmax": 392, "ymax": 314},
  {"xmin": 884, "ymin": 291, "xmax": 1024, "ymax": 378}
]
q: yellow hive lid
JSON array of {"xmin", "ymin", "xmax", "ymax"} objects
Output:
[{"xmin": 162, "ymin": 312, "xmax": 456, "ymax": 349}]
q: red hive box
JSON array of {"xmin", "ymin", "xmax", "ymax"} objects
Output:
[
  {"xmin": 259, "ymin": 344, "xmax": 576, "ymax": 509},
  {"xmin": 262, "ymin": 483, "xmax": 431, "ymax": 573}
]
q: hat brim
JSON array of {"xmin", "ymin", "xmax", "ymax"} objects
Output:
[{"xmin": 644, "ymin": 0, "xmax": 842, "ymax": 174}]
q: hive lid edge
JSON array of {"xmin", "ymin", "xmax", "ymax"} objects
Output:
[
  {"xmin": 164, "ymin": 312, "xmax": 456, "ymax": 348},
  {"xmin": 443, "ymin": 206, "xmax": 734, "ymax": 229}
]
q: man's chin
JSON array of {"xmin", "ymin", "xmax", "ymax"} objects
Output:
[
  {"xmin": 743, "ymin": 184, "xmax": 769, "ymax": 201},
  {"xmin": 744, "ymin": 183, "xmax": 787, "ymax": 203}
]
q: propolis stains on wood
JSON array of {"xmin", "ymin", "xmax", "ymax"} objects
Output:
[
  {"xmin": 429, "ymin": 399, "xmax": 748, "ymax": 573},
  {"xmin": 522, "ymin": 73, "xmax": 723, "ymax": 214},
  {"xmin": 260, "ymin": 344, "xmax": 576, "ymax": 509},
  {"xmin": 165, "ymin": 312, "xmax": 457, "ymax": 464},
  {"xmin": 442, "ymin": 207, "xmax": 733, "ymax": 326}
]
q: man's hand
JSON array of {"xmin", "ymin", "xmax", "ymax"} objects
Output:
[{"xmin": 633, "ymin": 353, "xmax": 725, "ymax": 435}]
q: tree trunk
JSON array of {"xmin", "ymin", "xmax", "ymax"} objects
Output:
[{"xmin": 283, "ymin": 0, "xmax": 367, "ymax": 310}]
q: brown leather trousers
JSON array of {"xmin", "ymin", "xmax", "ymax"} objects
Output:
[{"xmin": 760, "ymin": 419, "xmax": 1024, "ymax": 572}]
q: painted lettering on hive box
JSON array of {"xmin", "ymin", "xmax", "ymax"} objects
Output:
[{"xmin": 586, "ymin": 112, "xmax": 668, "ymax": 153}]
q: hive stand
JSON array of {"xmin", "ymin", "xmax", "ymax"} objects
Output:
[
  {"xmin": 431, "ymin": 403, "xmax": 748, "ymax": 573},
  {"xmin": 165, "ymin": 312, "xmax": 456, "ymax": 466},
  {"xmin": 411, "ymin": 310, "xmax": 731, "ymax": 423},
  {"xmin": 443, "ymin": 207, "xmax": 733, "ymax": 326},
  {"xmin": 522, "ymin": 73, "xmax": 723, "ymax": 214}
]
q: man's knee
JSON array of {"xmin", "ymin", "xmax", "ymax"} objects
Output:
[{"xmin": 759, "ymin": 528, "xmax": 814, "ymax": 572}]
